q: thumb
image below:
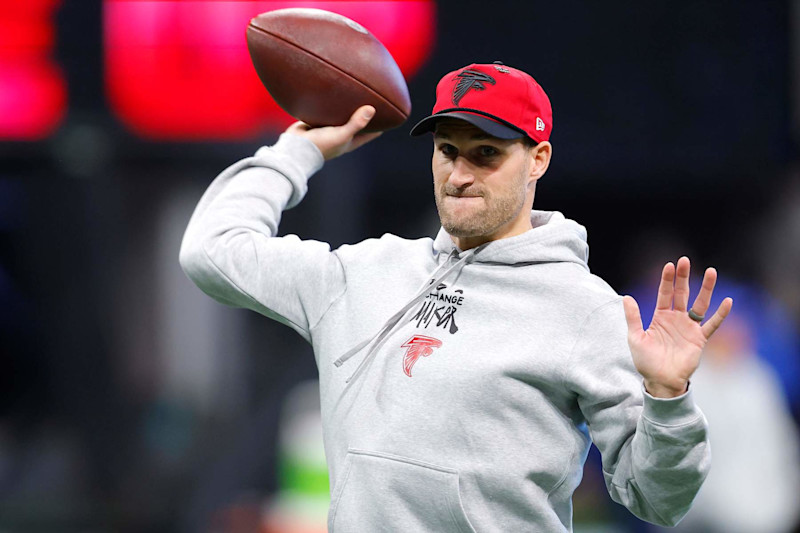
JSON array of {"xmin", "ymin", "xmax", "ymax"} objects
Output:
[
  {"xmin": 342, "ymin": 105, "xmax": 376, "ymax": 134},
  {"xmin": 622, "ymin": 295, "xmax": 644, "ymax": 337}
]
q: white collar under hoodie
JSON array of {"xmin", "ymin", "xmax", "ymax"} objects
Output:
[{"xmin": 180, "ymin": 133, "xmax": 710, "ymax": 532}]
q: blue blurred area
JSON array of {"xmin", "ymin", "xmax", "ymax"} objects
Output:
[
  {"xmin": 1, "ymin": 0, "xmax": 799, "ymax": 531},
  {"xmin": 628, "ymin": 278, "xmax": 800, "ymax": 409}
]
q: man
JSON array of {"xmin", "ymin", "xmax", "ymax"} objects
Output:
[{"xmin": 180, "ymin": 62, "xmax": 732, "ymax": 531}]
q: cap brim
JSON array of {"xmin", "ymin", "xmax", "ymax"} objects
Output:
[{"xmin": 409, "ymin": 111, "xmax": 525, "ymax": 139}]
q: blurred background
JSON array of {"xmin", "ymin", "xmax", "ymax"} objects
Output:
[{"xmin": 2, "ymin": 0, "xmax": 800, "ymax": 531}]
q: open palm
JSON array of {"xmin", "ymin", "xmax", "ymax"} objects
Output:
[{"xmin": 623, "ymin": 257, "xmax": 733, "ymax": 398}]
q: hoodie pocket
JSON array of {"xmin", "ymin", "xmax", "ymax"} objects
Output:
[{"xmin": 329, "ymin": 449, "xmax": 476, "ymax": 533}]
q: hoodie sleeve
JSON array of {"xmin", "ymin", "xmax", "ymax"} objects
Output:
[
  {"xmin": 178, "ymin": 133, "xmax": 346, "ymax": 341},
  {"xmin": 566, "ymin": 298, "xmax": 711, "ymax": 527}
]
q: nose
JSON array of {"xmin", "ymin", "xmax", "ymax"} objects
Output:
[{"xmin": 447, "ymin": 156, "xmax": 475, "ymax": 189}]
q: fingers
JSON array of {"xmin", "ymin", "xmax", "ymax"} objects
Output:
[
  {"xmin": 649, "ymin": 256, "xmax": 730, "ymax": 337},
  {"xmin": 287, "ymin": 105, "xmax": 378, "ymax": 160},
  {"xmin": 286, "ymin": 106, "xmax": 375, "ymax": 139},
  {"xmin": 701, "ymin": 297, "xmax": 733, "ymax": 338},
  {"xmin": 689, "ymin": 267, "xmax": 717, "ymax": 317},
  {"xmin": 622, "ymin": 295, "xmax": 644, "ymax": 337},
  {"xmin": 673, "ymin": 256, "xmax": 691, "ymax": 312},
  {"xmin": 655, "ymin": 262, "xmax": 675, "ymax": 310}
]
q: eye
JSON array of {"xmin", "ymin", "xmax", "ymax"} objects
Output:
[
  {"xmin": 478, "ymin": 145, "xmax": 499, "ymax": 157},
  {"xmin": 438, "ymin": 143, "xmax": 457, "ymax": 157}
]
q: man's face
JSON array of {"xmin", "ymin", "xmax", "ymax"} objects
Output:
[{"xmin": 432, "ymin": 121, "xmax": 533, "ymax": 241}]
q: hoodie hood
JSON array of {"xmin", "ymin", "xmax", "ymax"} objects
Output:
[
  {"xmin": 433, "ymin": 209, "xmax": 590, "ymax": 270},
  {"xmin": 333, "ymin": 210, "xmax": 590, "ymax": 383}
]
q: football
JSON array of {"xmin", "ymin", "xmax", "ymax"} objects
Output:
[{"xmin": 246, "ymin": 8, "xmax": 411, "ymax": 132}]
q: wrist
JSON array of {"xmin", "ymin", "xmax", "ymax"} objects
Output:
[{"xmin": 643, "ymin": 379, "xmax": 689, "ymax": 399}]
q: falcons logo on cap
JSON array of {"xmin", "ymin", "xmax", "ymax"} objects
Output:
[
  {"xmin": 401, "ymin": 335, "xmax": 442, "ymax": 377},
  {"xmin": 452, "ymin": 69, "xmax": 496, "ymax": 106}
]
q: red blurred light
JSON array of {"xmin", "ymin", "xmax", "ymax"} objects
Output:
[
  {"xmin": 0, "ymin": 0, "xmax": 66, "ymax": 140},
  {"xmin": 104, "ymin": 1, "xmax": 436, "ymax": 141}
]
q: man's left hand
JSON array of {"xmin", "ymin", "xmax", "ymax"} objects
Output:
[{"xmin": 622, "ymin": 256, "xmax": 733, "ymax": 398}]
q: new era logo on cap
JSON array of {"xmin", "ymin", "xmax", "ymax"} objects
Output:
[{"xmin": 410, "ymin": 62, "xmax": 553, "ymax": 144}]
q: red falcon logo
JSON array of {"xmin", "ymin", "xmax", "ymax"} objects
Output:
[{"xmin": 401, "ymin": 335, "xmax": 442, "ymax": 377}]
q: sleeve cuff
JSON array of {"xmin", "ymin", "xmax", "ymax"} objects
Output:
[{"xmin": 641, "ymin": 383, "xmax": 703, "ymax": 427}]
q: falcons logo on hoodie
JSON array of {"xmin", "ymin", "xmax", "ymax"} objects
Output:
[{"xmin": 401, "ymin": 335, "xmax": 442, "ymax": 377}]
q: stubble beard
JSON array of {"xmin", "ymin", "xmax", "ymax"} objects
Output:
[{"xmin": 434, "ymin": 169, "xmax": 528, "ymax": 238}]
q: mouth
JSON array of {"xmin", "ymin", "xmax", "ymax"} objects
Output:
[
  {"xmin": 443, "ymin": 195, "xmax": 484, "ymax": 212},
  {"xmin": 446, "ymin": 194, "xmax": 483, "ymax": 200},
  {"xmin": 446, "ymin": 191, "xmax": 483, "ymax": 199}
]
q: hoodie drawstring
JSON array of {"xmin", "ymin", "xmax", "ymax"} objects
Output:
[{"xmin": 333, "ymin": 247, "xmax": 477, "ymax": 385}]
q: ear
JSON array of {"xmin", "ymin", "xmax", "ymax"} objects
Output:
[{"xmin": 527, "ymin": 141, "xmax": 552, "ymax": 183}]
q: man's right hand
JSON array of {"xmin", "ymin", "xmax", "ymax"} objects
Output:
[{"xmin": 287, "ymin": 105, "xmax": 382, "ymax": 161}]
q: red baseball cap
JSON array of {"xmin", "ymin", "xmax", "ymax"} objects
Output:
[{"xmin": 410, "ymin": 62, "xmax": 552, "ymax": 143}]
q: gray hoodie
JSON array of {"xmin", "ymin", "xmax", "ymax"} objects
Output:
[{"xmin": 180, "ymin": 133, "xmax": 710, "ymax": 532}]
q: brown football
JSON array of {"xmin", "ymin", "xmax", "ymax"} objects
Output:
[{"xmin": 246, "ymin": 8, "xmax": 411, "ymax": 132}]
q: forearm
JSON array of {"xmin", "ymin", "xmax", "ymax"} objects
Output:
[
  {"xmin": 605, "ymin": 388, "xmax": 710, "ymax": 526},
  {"xmin": 180, "ymin": 132, "xmax": 322, "ymax": 256},
  {"xmin": 178, "ymin": 134, "xmax": 344, "ymax": 336},
  {"xmin": 179, "ymin": 163, "xmax": 297, "ymax": 306}
]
